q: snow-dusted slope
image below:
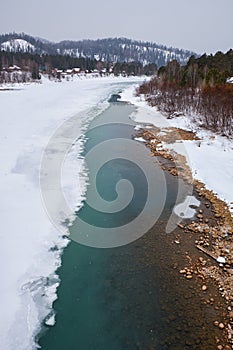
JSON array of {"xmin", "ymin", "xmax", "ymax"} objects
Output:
[
  {"xmin": 1, "ymin": 39, "xmax": 35, "ymax": 52},
  {"xmin": 0, "ymin": 33, "xmax": 197, "ymax": 66},
  {"xmin": 55, "ymin": 38, "xmax": 196, "ymax": 66}
]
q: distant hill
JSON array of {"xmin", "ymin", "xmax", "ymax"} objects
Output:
[
  {"xmin": 0, "ymin": 33, "xmax": 197, "ymax": 67},
  {"xmin": 1, "ymin": 38, "xmax": 35, "ymax": 52}
]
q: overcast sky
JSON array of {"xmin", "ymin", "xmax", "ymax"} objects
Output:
[{"xmin": 1, "ymin": 0, "xmax": 232, "ymax": 54}]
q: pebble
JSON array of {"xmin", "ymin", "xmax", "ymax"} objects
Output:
[
  {"xmin": 186, "ymin": 275, "xmax": 193, "ymax": 279},
  {"xmin": 224, "ymin": 346, "xmax": 231, "ymax": 350},
  {"xmin": 202, "ymin": 285, "xmax": 207, "ymax": 291},
  {"xmin": 218, "ymin": 323, "xmax": 225, "ymax": 329}
]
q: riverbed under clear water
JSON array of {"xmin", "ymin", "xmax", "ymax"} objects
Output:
[{"xmin": 38, "ymin": 100, "xmax": 225, "ymax": 350}]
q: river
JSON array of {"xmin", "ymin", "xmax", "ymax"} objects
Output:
[{"xmin": 38, "ymin": 96, "xmax": 224, "ymax": 350}]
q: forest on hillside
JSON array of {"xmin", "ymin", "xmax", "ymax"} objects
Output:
[
  {"xmin": 137, "ymin": 50, "xmax": 233, "ymax": 137},
  {"xmin": 0, "ymin": 51, "xmax": 158, "ymax": 83},
  {"xmin": 0, "ymin": 33, "xmax": 196, "ymax": 66}
]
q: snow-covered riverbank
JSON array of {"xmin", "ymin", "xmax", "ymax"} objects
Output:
[
  {"xmin": 0, "ymin": 76, "xmax": 142, "ymax": 350},
  {"xmin": 121, "ymin": 85, "xmax": 233, "ymax": 212}
]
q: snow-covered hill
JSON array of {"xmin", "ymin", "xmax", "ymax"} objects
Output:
[
  {"xmin": 1, "ymin": 38, "xmax": 35, "ymax": 53},
  {"xmin": 0, "ymin": 33, "xmax": 197, "ymax": 67},
  {"xmin": 56, "ymin": 38, "xmax": 195, "ymax": 66}
]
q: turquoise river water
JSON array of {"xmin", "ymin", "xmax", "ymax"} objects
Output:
[{"xmin": 38, "ymin": 98, "xmax": 225, "ymax": 350}]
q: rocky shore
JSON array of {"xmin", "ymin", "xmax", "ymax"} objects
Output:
[{"xmin": 137, "ymin": 126, "xmax": 233, "ymax": 349}]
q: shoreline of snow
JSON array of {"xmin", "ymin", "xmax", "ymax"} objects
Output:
[
  {"xmin": 120, "ymin": 85, "xmax": 233, "ymax": 211},
  {"xmin": 0, "ymin": 76, "xmax": 144, "ymax": 350}
]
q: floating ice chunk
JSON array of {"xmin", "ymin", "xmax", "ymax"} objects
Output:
[
  {"xmin": 45, "ymin": 313, "xmax": 56, "ymax": 327},
  {"xmin": 173, "ymin": 195, "xmax": 200, "ymax": 219}
]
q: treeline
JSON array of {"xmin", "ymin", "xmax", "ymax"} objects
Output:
[
  {"xmin": 0, "ymin": 51, "xmax": 100, "ymax": 78},
  {"xmin": 0, "ymin": 50, "xmax": 158, "ymax": 84},
  {"xmin": 137, "ymin": 50, "xmax": 233, "ymax": 137},
  {"xmin": 112, "ymin": 62, "xmax": 157, "ymax": 76}
]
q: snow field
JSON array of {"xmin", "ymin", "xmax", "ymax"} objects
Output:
[{"xmin": 0, "ymin": 76, "xmax": 142, "ymax": 350}]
